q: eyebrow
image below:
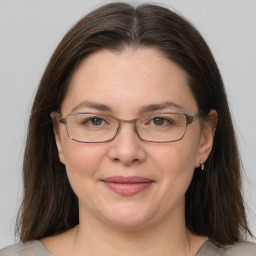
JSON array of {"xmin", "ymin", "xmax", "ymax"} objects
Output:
[
  {"xmin": 71, "ymin": 101, "xmax": 112, "ymax": 113},
  {"xmin": 138, "ymin": 101, "xmax": 184, "ymax": 114},
  {"xmin": 71, "ymin": 100, "xmax": 184, "ymax": 114}
]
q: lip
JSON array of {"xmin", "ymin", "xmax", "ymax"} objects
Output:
[{"xmin": 102, "ymin": 176, "xmax": 154, "ymax": 196}]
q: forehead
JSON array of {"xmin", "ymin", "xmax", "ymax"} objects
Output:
[{"xmin": 61, "ymin": 48, "xmax": 198, "ymax": 116}]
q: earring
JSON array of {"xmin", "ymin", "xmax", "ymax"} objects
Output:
[{"xmin": 200, "ymin": 160, "xmax": 205, "ymax": 170}]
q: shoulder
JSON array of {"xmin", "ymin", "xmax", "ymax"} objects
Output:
[
  {"xmin": 0, "ymin": 240, "xmax": 53, "ymax": 256},
  {"xmin": 198, "ymin": 240, "xmax": 256, "ymax": 256},
  {"xmin": 223, "ymin": 241, "xmax": 256, "ymax": 255}
]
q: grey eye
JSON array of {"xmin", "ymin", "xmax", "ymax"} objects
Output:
[{"xmin": 90, "ymin": 118, "xmax": 103, "ymax": 126}]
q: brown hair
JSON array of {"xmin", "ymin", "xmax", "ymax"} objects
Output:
[{"xmin": 16, "ymin": 2, "xmax": 252, "ymax": 244}]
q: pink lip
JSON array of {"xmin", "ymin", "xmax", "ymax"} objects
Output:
[{"xmin": 102, "ymin": 176, "xmax": 154, "ymax": 196}]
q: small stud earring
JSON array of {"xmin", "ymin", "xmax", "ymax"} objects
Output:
[{"xmin": 200, "ymin": 160, "xmax": 205, "ymax": 170}]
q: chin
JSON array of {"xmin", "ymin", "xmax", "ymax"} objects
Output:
[{"xmin": 98, "ymin": 203, "xmax": 158, "ymax": 230}]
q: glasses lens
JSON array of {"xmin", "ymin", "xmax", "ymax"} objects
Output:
[
  {"xmin": 136, "ymin": 113, "xmax": 187, "ymax": 142},
  {"xmin": 66, "ymin": 113, "xmax": 118, "ymax": 142}
]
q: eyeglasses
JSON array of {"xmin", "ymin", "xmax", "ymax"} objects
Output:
[{"xmin": 51, "ymin": 112, "xmax": 200, "ymax": 143}]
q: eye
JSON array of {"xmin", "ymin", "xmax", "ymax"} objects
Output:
[
  {"xmin": 81, "ymin": 116, "xmax": 109, "ymax": 126},
  {"xmin": 149, "ymin": 116, "xmax": 174, "ymax": 127},
  {"xmin": 89, "ymin": 117, "xmax": 104, "ymax": 126},
  {"xmin": 152, "ymin": 117, "xmax": 165, "ymax": 126}
]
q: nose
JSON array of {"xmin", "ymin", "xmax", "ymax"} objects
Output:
[{"xmin": 107, "ymin": 123, "xmax": 147, "ymax": 166}]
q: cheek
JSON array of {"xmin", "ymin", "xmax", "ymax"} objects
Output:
[
  {"xmin": 61, "ymin": 140, "xmax": 107, "ymax": 181},
  {"xmin": 151, "ymin": 132, "xmax": 201, "ymax": 187},
  {"xmin": 153, "ymin": 142, "xmax": 198, "ymax": 173},
  {"xmin": 154, "ymin": 142, "xmax": 199, "ymax": 205}
]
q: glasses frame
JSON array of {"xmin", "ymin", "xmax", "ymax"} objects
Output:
[{"xmin": 52, "ymin": 111, "xmax": 201, "ymax": 143}]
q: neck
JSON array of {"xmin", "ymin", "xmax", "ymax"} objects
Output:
[{"xmin": 72, "ymin": 205, "xmax": 206, "ymax": 256}]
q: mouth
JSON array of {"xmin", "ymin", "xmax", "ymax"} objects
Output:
[{"xmin": 101, "ymin": 176, "xmax": 155, "ymax": 196}]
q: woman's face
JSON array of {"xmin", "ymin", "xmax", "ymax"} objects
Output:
[{"xmin": 55, "ymin": 48, "xmax": 213, "ymax": 230}]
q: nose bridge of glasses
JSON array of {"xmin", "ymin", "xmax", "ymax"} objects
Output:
[
  {"xmin": 118, "ymin": 118, "xmax": 137, "ymax": 125},
  {"xmin": 114, "ymin": 117, "xmax": 139, "ymax": 139}
]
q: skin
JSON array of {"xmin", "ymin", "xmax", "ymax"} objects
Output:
[{"xmin": 42, "ymin": 48, "xmax": 216, "ymax": 256}]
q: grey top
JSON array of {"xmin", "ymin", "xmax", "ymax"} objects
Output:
[{"xmin": 0, "ymin": 239, "xmax": 256, "ymax": 256}]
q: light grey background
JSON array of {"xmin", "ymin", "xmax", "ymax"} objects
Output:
[{"xmin": 0, "ymin": 0, "xmax": 255, "ymax": 248}]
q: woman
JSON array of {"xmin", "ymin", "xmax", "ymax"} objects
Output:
[{"xmin": 0, "ymin": 2, "xmax": 255, "ymax": 256}]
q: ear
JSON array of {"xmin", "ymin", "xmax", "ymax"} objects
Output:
[
  {"xmin": 195, "ymin": 109, "xmax": 218, "ymax": 168},
  {"xmin": 51, "ymin": 111, "xmax": 66, "ymax": 165},
  {"xmin": 54, "ymin": 131, "xmax": 66, "ymax": 165}
]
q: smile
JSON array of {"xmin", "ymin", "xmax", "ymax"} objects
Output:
[{"xmin": 102, "ymin": 176, "xmax": 155, "ymax": 196}]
